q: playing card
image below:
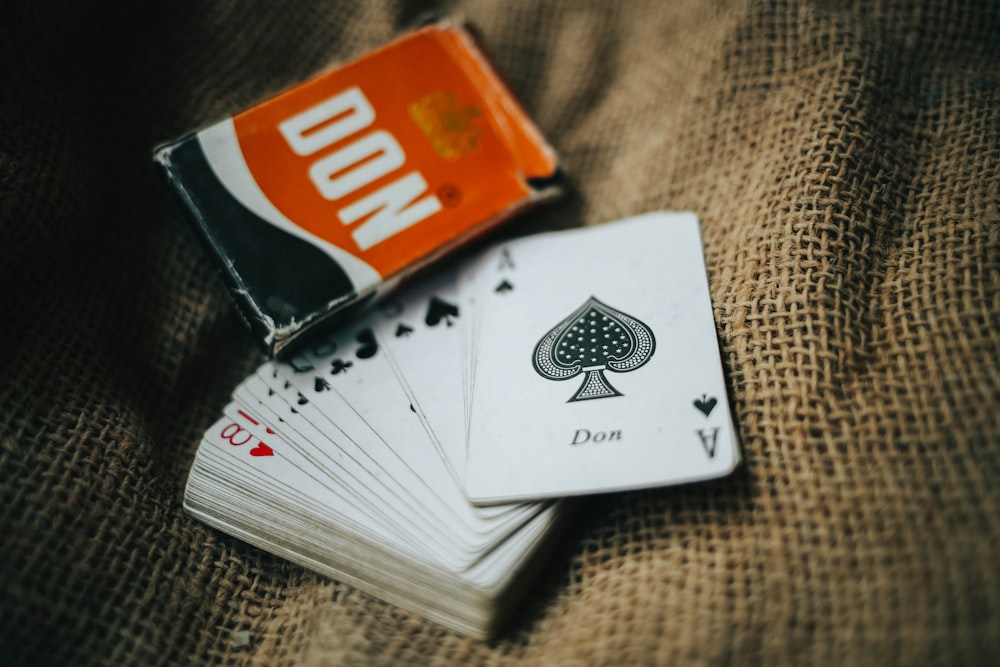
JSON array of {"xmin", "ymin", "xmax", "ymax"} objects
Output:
[
  {"xmin": 226, "ymin": 384, "xmax": 460, "ymax": 562},
  {"xmin": 239, "ymin": 367, "xmax": 539, "ymax": 559},
  {"xmin": 371, "ymin": 265, "xmax": 468, "ymax": 479},
  {"xmin": 183, "ymin": 209, "xmax": 741, "ymax": 638},
  {"xmin": 370, "ymin": 266, "xmax": 530, "ymax": 521},
  {"xmin": 186, "ymin": 409, "xmax": 570, "ymax": 628},
  {"xmin": 264, "ymin": 326, "xmax": 545, "ymax": 561},
  {"xmin": 463, "ymin": 212, "xmax": 741, "ymax": 504},
  {"xmin": 187, "ymin": 409, "xmax": 418, "ymax": 560}
]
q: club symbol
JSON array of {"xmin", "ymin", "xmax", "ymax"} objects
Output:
[
  {"xmin": 693, "ymin": 394, "xmax": 717, "ymax": 416},
  {"xmin": 330, "ymin": 358, "xmax": 353, "ymax": 374},
  {"xmin": 533, "ymin": 296, "xmax": 655, "ymax": 402}
]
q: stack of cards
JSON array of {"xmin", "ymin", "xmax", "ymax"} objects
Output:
[{"xmin": 184, "ymin": 212, "xmax": 741, "ymax": 638}]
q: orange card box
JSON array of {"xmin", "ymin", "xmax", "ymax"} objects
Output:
[{"xmin": 155, "ymin": 22, "xmax": 560, "ymax": 355}]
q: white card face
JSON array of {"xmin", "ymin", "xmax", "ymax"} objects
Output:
[
  {"xmin": 254, "ymin": 361, "xmax": 487, "ymax": 568},
  {"xmin": 370, "ymin": 269, "xmax": 530, "ymax": 521},
  {"xmin": 265, "ymin": 324, "xmax": 543, "ymax": 559},
  {"xmin": 192, "ymin": 408, "xmax": 391, "ymax": 549},
  {"xmin": 370, "ymin": 266, "xmax": 469, "ymax": 479},
  {"xmin": 228, "ymin": 382, "xmax": 454, "ymax": 561},
  {"xmin": 464, "ymin": 212, "xmax": 740, "ymax": 503}
]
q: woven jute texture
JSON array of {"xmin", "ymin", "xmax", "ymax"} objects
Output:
[{"xmin": 2, "ymin": 0, "xmax": 998, "ymax": 664}]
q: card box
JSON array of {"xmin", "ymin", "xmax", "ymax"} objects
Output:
[{"xmin": 154, "ymin": 21, "xmax": 560, "ymax": 355}]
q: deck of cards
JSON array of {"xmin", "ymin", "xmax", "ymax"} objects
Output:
[{"xmin": 184, "ymin": 212, "xmax": 741, "ymax": 638}]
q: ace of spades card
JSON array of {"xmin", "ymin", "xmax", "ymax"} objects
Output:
[{"xmin": 463, "ymin": 212, "xmax": 741, "ymax": 504}]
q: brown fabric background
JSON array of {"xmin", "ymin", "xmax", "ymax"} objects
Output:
[{"xmin": 2, "ymin": 0, "xmax": 998, "ymax": 664}]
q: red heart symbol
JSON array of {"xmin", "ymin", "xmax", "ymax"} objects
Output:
[{"xmin": 250, "ymin": 442, "xmax": 274, "ymax": 457}]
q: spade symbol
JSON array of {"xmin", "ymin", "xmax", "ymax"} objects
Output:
[
  {"xmin": 694, "ymin": 394, "xmax": 717, "ymax": 416},
  {"xmin": 395, "ymin": 323, "xmax": 414, "ymax": 337},
  {"xmin": 532, "ymin": 296, "xmax": 656, "ymax": 402},
  {"xmin": 355, "ymin": 328, "xmax": 378, "ymax": 359},
  {"xmin": 425, "ymin": 296, "xmax": 459, "ymax": 327},
  {"xmin": 495, "ymin": 280, "xmax": 514, "ymax": 294}
]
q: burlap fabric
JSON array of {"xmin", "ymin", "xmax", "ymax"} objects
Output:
[{"xmin": 2, "ymin": 0, "xmax": 998, "ymax": 664}]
